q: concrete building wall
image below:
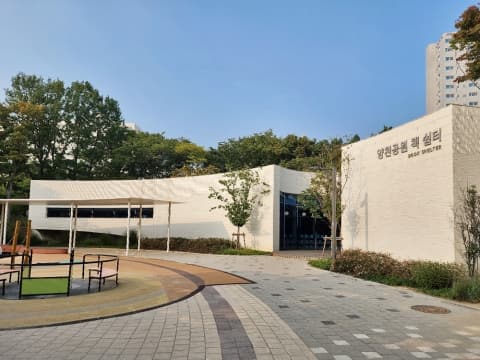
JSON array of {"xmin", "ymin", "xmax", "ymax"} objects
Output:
[
  {"xmin": 29, "ymin": 165, "xmax": 313, "ymax": 252},
  {"xmin": 452, "ymin": 106, "xmax": 480, "ymax": 262},
  {"xmin": 426, "ymin": 33, "xmax": 480, "ymax": 114},
  {"xmin": 342, "ymin": 106, "xmax": 456, "ymax": 261}
]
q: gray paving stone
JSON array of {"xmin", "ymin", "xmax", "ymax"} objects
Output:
[{"xmin": 2, "ymin": 251, "xmax": 480, "ymax": 359}]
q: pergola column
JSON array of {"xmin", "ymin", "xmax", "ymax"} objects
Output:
[
  {"xmin": 126, "ymin": 201, "xmax": 131, "ymax": 256},
  {"xmin": 137, "ymin": 204, "xmax": 142, "ymax": 252},
  {"xmin": 68, "ymin": 203, "xmax": 73, "ymax": 254},
  {"xmin": 72, "ymin": 205, "xmax": 78, "ymax": 250},
  {"xmin": 167, "ymin": 202, "xmax": 171, "ymax": 252},
  {"xmin": 0, "ymin": 204, "xmax": 5, "ymax": 246},
  {"xmin": 2, "ymin": 202, "xmax": 9, "ymax": 245}
]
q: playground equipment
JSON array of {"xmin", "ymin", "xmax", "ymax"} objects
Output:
[
  {"xmin": 0, "ymin": 219, "xmax": 120, "ymax": 298},
  {"xmin": 19, "ymin": 250, "xmax": 74, "ymax": 298},
  {"xmin": 15, "ymin": 250, "xmax": 120, "ymax": 298}
]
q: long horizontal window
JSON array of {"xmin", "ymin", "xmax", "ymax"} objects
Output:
[{"xmin": 47, "ymin": 207, "xmax": 154, "ymax": 218}]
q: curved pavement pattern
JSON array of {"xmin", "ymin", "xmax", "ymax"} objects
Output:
[
  {"xmin": 0, "ymin": 255, "xmax": 250, "ymax": 329},
  {"xmin": 1, "ymin": 249, "xmax": 480, "ymax": 359}
]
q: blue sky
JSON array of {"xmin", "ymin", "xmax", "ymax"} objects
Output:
[{"xmin": 0, "ymin": 1, "xmax": 474, "ymax": 147}]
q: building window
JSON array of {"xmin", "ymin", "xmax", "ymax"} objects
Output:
[
  {"xmin": 446, "ymin": 85, "xmax": 454, "ymax": 89},
  {"xmin": 469, "ymin": 92, "xmax": 478, "ymax": 96},
  {"xmin": 446, "ymin": 94, "xmax": 455, "ymax": 98},
  {"xmin": 445, "ymin": 66, "xmax": 454, "ymax": 71},
  {"xmin": 469, "ymin": 102, "xmax": 478, "ymax": 106},
  {"xmin": 46, "ymin": 207, "xmax": 154, "ymax": 218},
  {"xmin": 445, "ymin": 38, "xmax": 451, "ymax": 43},
  {"xmin": 445, "ymin": 47, "xmax": 452, "ymax": 52},
  {"xmin": 445, "ymin": 56, "xmax": 453, "ymax": 61},
  {"xmin": 446, "ymin": 75, "xmax": 454, "ymax": 80},
  {"xmin": 469, "ymin": 83, "xmax": 476, "ymax": 87}
]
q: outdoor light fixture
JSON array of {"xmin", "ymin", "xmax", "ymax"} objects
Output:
[{"xmin": 284, "ymin": 211, "xmax": 289, "ymax": 216}]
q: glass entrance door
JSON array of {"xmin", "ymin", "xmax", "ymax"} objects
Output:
[{"xmin": 279, "ymin": 192, "xmax": 331, "ymax": 250}]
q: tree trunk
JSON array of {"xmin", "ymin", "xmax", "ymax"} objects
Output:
[{"xmin": 237, "ymin": 225, "xmax": 241, "ymax": 249}]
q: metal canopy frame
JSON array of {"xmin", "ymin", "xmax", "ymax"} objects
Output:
[{"xmin": 0, "ymin": 197, "xmax": 181, "ymax": 256}]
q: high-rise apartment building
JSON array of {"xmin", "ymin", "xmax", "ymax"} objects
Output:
[{"xmin": 426, "ymin": 32, "xmax": 480, "ymax": 114}]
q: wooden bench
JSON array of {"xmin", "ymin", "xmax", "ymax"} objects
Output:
[
  {"xmin": 88, "ymin": 267, "xmax": 118, "ymax": 292},
  {"xmin": 0, "ymin": 269, "xmax": 20, "ymax": 283},
  {"xmin": 0, "ymin": 268, "xmax": 20, "ymax": 296},
  {"xmin": 82, "ymin": 254, "xmax": 119, "ymax": 293}
]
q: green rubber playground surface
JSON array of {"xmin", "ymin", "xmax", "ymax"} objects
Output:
[{"xmin": 21, "ymin": 278, "xmax": 69, "ymax": 295}]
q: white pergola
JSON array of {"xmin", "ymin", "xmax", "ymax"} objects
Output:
[{"xmin": 0, "ymin": 197, "xmax": 180, "ymax": 256}]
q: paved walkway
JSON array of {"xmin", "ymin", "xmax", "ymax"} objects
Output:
[
  {"xmin": 1, "ymin": 250, "xmax": 480, "ymax": 359},
  {"xmin": 0, "ymin": 254, "xmax": 249, "ymax": 329}
]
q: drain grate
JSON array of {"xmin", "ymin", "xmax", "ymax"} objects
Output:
[{"xmin": 411, "ymin": 305, "xmax": 451, "ymax": 314}]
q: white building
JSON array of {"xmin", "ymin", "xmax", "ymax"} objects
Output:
[
  {"xmin": 29, "ymin": 165, "xmax": 322, "ymax": 252},
  {"xmin": 124, "ymin": 122, "xmax": 141, "ymax": 132},
  {"xmin": 426, "ymin": 32, "xmax": 480, "ymax": 114},
  {"xmin": 342, "ymin": 105, "xmax": 480, "ymax": 262}
]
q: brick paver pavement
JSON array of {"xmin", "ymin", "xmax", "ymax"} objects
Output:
[{"xmin": 1, "ymin": 250, "xmax": 480, "ymax": 359}]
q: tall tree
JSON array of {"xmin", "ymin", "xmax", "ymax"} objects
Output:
[
  {"xmin": 171, "ymin": 140, "xmax": 219, "ymax": 177},
  {"xmin": 5, "ymin": 73, "xmax": 66, "ymax": 178},
  {"xmin": 450, "ymin": 5, "xmax": 480, "ymax": 86},
  {"xmin": 110, "ymin": 132, "xmax": 177, "ymax": 178},
  {"xmin": 0, "ymin": 104, "xmax": 30, "ymax": 197},
  {"xmin": 208, "ymin": 130, "xmax": 283, "ymax": 171},
  {"xmin": 64, "ymin": 81, "xmax": 127, "ymax": 179}
]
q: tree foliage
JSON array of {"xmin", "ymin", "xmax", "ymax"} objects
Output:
[
  {"xmin": 299, "ymin": 170, "xmax": 342, "ymax": 226},
  {"xmin": 0, "ymin": 72, "xmax": 360, "ymax": 200},
  {"xmin": 208, "ymin": 130, "xmax": 358, "ymax": 173},
  {"xmin": 208, "ymin": 169, "xmax": 270, "ymax": 247},
  {"xmin": 456, "ymin": 185, "xmax": 480, "ymax": 277},
  {"xmin": 451, "ymin": 5, "xmax": 480, "ymax": 85},
  {"xmin": 5, "ymin": 73, "xmax": 65, "ymax": 178}
]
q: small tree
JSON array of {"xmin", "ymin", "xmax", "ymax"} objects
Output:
[
  {"xmin": 456, "ymin": 185, "xmax": 480, "ymax": 277},
  {"xmin": 299, "ymin": 171, "xmax": 343, "ymax": 232},
  {"xmin": 298, "ymin": 152, "xmax": 351, "ymax": 257},
  {"xmin": 297, "ymin": 188, "xmax": 327, "ymax": 248},
  {"xmin": 209, "ymin": 169, "xmax": 270, "ymax": 248}
]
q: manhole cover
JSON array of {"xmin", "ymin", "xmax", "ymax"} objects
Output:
[{"xmin": 411, "ymin": 305, "xmax": 451, "ymax": 314}]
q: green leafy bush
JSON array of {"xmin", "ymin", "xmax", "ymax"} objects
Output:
[
  {"xmin": 141, "ymin": 237, "xmax": 234, "ymax": 253},
  {"xmin": 217, "ymin": 248, "xmax": 271, "ymax": 256},
  {"xmin": 37, "ymin": 230, "xmax": 127, "ymax": 248},
  {"xmin": 331, "ymin": 249, "xmax": 411, "ymax": 282},
  {"xmin": 309, "ymin": 258, "xmax": 332, "ymax": 270},
  {"xmin": 37, "ymin": 230, "xmax": 234, "ymax": 253},
  {"xmin": 452, "ymin": 276, "xmax": 480, "ymax": 302},
  {"xmin": 409, "ymin": 261, "xmax": 465, "ymax": 289}
]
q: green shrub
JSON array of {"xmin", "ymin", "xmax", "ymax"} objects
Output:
[
  {"xmin": 36, "ymin": 230, "xmax": 127, "ymax": 248},
  {"xmin": 409, "ymin": 261, "xmax": 465, "ymax": 289},
  {"xmin": 141, "ymin": 237, "xmax": 234, "ymax": 253},
  {"xmin": 36, "ymin": 230, "xmax": 235, "ymax": 253},
  {"xmin": 452, "ymin": 276, "xmax": 480, "ymax": 302},
  {"xmin": 331, "ymin": 249, "xmax": 410, "ymax": 282},
  {"xmin": 217, "ymin": 248, "xmax": 271, "ymax": 256},
  {"xmin": 309, "ymin": 258, "xmax": 332, "ymax": 270}
]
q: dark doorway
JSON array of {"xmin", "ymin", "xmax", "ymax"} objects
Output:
[{"xmin": 279, "ymin": 192, "xmax": 331, "ymax": 250}]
